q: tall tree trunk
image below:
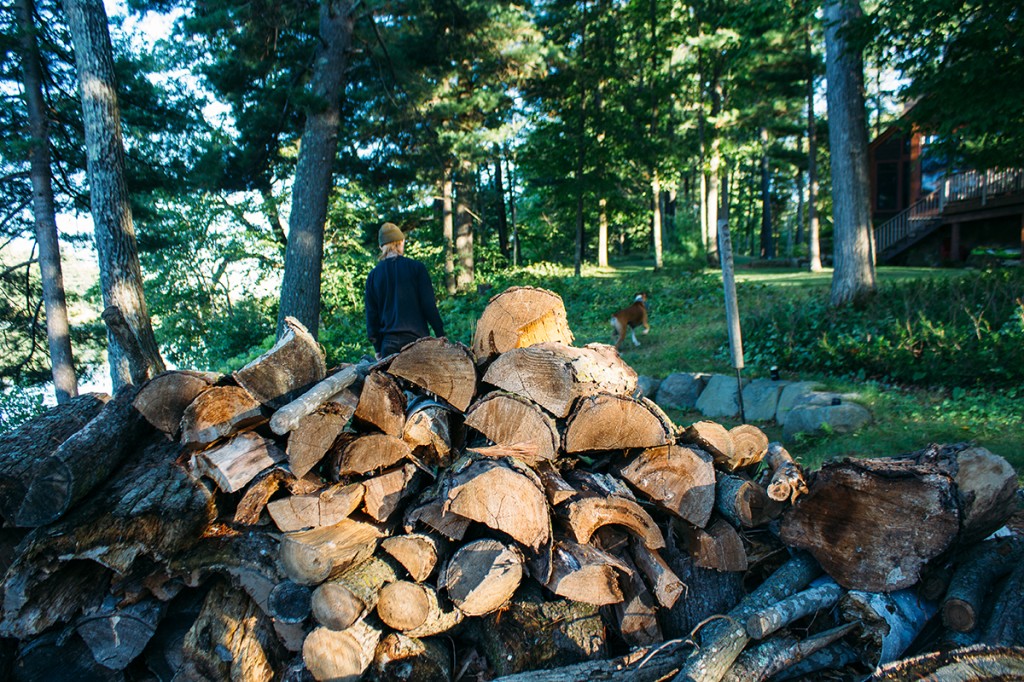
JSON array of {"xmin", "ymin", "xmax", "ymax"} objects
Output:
[
  {"xmin": 598, "ymin": 197, "xmax": 609, "ymax": 267},
  {"xmin": 573, "ymin": 2, "xmax": 589, "ymax": 278},
  {"xmin": 62, "ymin": 0, "xmax": 164, "ymax": 389},
  {"xmin": 824, "ymin": 0, "xmax": 876, "ymax": 304},
  {"xmin": 652, "ymin": 174, "xmax": 663, "ymax": 269},
  {"xmin": 795, "ymin": 161, "xmax": 805, "ymax": 253},
  {"xmin": 759, "ymin": 126, "xmax": 774, "ymax": 259},
  {"xmin": 706, "ymin": 76, "xmax": 723, "ymax": 266},
  {"xmin": 277, "ymin": 0, "xmax": 353, "ymax": 339},
  {"xmin": 442, "ymin": 166, "xmax": 455, "ymax": 294},
  {"xmin": 494, "ymin": 149, "xmax": 509, "ymax": 260},
  {"xmin": 17, "ymin": 0, "xmax": 78, "ymax": 403},
  {"xmin": 455, "ymin": 170, "xmax": 474, "ymax": 291},
  {"xmin": 504, "ymin": 152, "xmax": 519, "ymax": 267},
  {"xmin": 807, "ymin": 31, "xmax": 823, "ymax": 272}
]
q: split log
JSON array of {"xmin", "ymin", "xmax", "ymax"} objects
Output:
[
  {"xmin": 311, "ymin": 555, "xmax": 401, "ymax": 631},
  {"xmin": 234, "ymin": 466, "xmax": 323, "ymax": 526},
  {"xmin": 191, "ymin": 432, "xmax": 286, "ymax": 493},
  {"xmin": 564, "ymin": 393, "xmax": 673, "ymax": 453},
  {"xmin": 402, "ymin": 397, "xmax": 457, "ymax": 467},
  {"xmin": 377, "ymin": 580, "xmax": 464, "ymax": 637},
  {"xmin": 444, "ymin": 457, "xmax": 550, "ymax": 551},
  {"xmin": 780, "ymin": 453, "xmax": 960, "ymax": 591},
  {"xmin": 76, "ymin": 595, "xmax": 163, "ymax": 671},
  {"xmin": 868, "ymin": 643, "xmax": 1024, "ymax": 681},
  {"xmin": 471, "ymin": 286, "xmax": 574, "ymax": 361},
  {"xmin": 630, "ymin": 538, "xmax": 685, "ymax": 609},
  {"xmin": 0, "ymin": 392, "xmax": 108, "ymax": 523},
  {"xmin": 443, "ymin": 538, "xmax": 524, "ymax": 616},
  {"xmin": 387, "ymin": 337, "xmax": 477, "ymax": 412},
  {"xmin": 302, "ymin": 620, "xmax": 381, "ymax": 682},
  {"xmin": 353, "ymin": 370, "xmax": 406, "ymax": 436},
  {"xmin": 176, "ymin": 579, "xmax": 287, "ymax": 682},
  {"xmin": 269, "ymin": 361, "xmax": 370, "ymax": 436},
  {"xmin": 287, "ymin": 402, "xmax": 352, "ymax": 478},
  {"xmin": 682, "ymin": 421, "xmax": 734, "ymax": 467},
  {"xmin": 744, "ymin": 578, "xmax": 844, "ymax": 640},
  {"xmin": 478, "ymin": 581, "xmax": 606, "ymax": 676},
  {"xmin": 361, "ymin": 463, "xmax": 422, "ymax": 523},
  {"xmin": 681, "ymin": 518, "xmax": 748, "ymax": 572},
  {"xmin": 715, "ymin": 473, "xmax": 778, "ymax": 528},
  {"xmin": 481, "ymin": 341, "xmax": 637, "ymax": 417},
  {"xmin": 763, "ymin": 442, "xmax": 808, "ymax": 503},
  {"xmin": 728, "ymin": 424, "xmax": 768, "ymax": 469},
  {"xmin": 372, "ymin": 632, "xmax": 452, "ymax": 682},
  {"xmin": 536, "ymin": 461, "xmax": 578, "ymax": 506},
  {"xmin": 268, "ymin": 580, "xmax": 313, "ymax": 624},
  {"xmin": 619, "ymin": 444, "xmax": 716, "ymax": 528},
  {"xmin": 381, "ymin": 533, "xmax": 443, "ymax": 583},
  {"xmin": 279, "ymin": 518, "xmax": 383, "ymax": 586},
  {"xmin": 840, "ymin": 588, "xmax": 937, "ymax": 666},
  {"xmin": 942, "ymin": 536, "xmax": 1023, "ymax": 632},
  {"xmin": 403, "ymin": 494, "xmax": 471, "ymax": 541},
  {"xmin": 12, "ymin": 631, "xmax": 122, "ymax": 682},
  {"xmin": 17, "ymin": 384, "xmax": 146, "ymax": 527},
  {"xmin": 267, "ymin": 482, "xmax": 365, "ymax": 532},
  {"xmin": 332, "ymin": 433, "xmax": 415, "ymax": 478},
  {"xmin": 721, "ymin": 622, "xmax": 859, "ymax": 682},
  {"xmin": 544, "ymin": 538, "xmax": 627, "ymax": 605},
  {"xmin": 560, "ymin": 494, "xmax": 665, "ymax": 550},
  {"xmin": 180, "ymin": 385, "xmax": 265, "ymax": 450},
  {"xmin": 612, "ymin": 552, "xmax": 663, "ymax": 648},
  {"xmin": 133, "ymin": 370, "xmax": 218, "ymax": 436},
  {"xmin": 233, "ymin": 316, "xmax": 326, "ymax": 408},
  {"xmin": 465, "ymin": 392, "xmax": 559, "ymax": 464}
]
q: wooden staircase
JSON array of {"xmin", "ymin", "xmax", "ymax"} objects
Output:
[{"xmin": 874, "ymin": 168, "xmax": 1024, "ymax": 262}]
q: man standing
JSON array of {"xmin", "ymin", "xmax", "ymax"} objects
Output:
[{"xmin": 365, "ymin": 222, "xmax": 446, "ymax": 358}]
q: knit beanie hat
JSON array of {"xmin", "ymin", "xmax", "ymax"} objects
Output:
[{"xmin": 378, "ymin": 222, "xmax": 404, "ymax": 247}]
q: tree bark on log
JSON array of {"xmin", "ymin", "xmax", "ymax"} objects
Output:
[
  {"xmin": 744, "ymin": 578, "xmax": 844, "ymax": 640},
  {"xmin": 714, "ymin": 473, "xmax": 777, "ymax": 529},
  {"xmin": 981, "ymin": 558, "xmax": 1024, "ymax": 647},
  {"xmin": 443, "ymin": 538, "xmax": 523, "ymax": 616},
  {"xmin": 377, "ymin": 580, "xmax": 464, "ymax": 637},
  {"xmin": 267, "ymin": 482, "xmax": 365, "ymax": 533},
  {"xmin": 471, "ymin": 286, "xmax": 574, "ymax": 362},
  {"xmin": 772, "ymin": 641, "xmax": 860, "ymax": 681},
  {"xmin": 618, "ymin": 444, "xmax": 716, "ymax": 528},
  {"xmin": 302, "ymin": 620, "xmax": 381, "ymax": 682},
  {"xmin": 481, "ymin": 342, "xmax": 637, "ymax": 418},
  {"xmin": 942, "ymin": 536, "xmax": 1022, "ymax": 633},
  {"xmin": 564, "ymin": 393, "xmax": 673, "ymax": 453},
  {"xmin": 868, "ymin": 643, "xmax": 1024, "ymax": 681},
  {"xmin": 630, "ymin": 537, "xmax": 685, "ymax": 609},
  {"xmin": 465, "ymin": 392, "xmax": 559, "ymax": 464},
  {"xmin": 763, "ymin": 442, "xmax": 808, "ymax": 503},
  {"xmin": 403, "ymin": 494, "xmax": 471, "ymax": 541},
  {"xmin": 133, "ymin": 371, "xmax": 217, "ymax": 437},
  {"xmin": 721, "ymin": 621, "xmax": 858, "ymax": 682},
  {"xmin": 387, "ymin": 337, "xmax": 477, "ymax": 412},
  {"xmin": 840, "ymin": 588, "xmax": 937, "ymax": 666},
  {"xmin": 17, "ymin": 385, "xmax": 145, "ymax": 527},
  {"xmin": 611, "ymin": 552, "xmax": 663, "ymax": 648},
  {"xmin": 269, "ymin": 361, "xmax": 369, "ymax": 436},
  {"xmin": 180, "ymin": 385, "xmax": 266, "ymax": 451},
  {"xmin": 353, "ymin": 370, "xmax": 406, "ymax": 437},
  {"xmin": 280, "ymin": 518, "xmax": 383, "ymax": 586},
  {"xmin": 191, "ymin": 432, "xmax": 286, "ymax": 494},
  {"xmin": 233, "ymin": 316, "xmax": 326, "ymax": 409},
  {"xmin": 76, "ymin": 595, "xmax": 163, "ymax": 670},
  {"xmin": 490, "ymin": 640, "xmax": 693, "ymax": 682},
  {"xmin": 372, "ymin": 632, "xmax": 452, "ymax": 682},
  {"xmin": 311, "ymin": 555, "xmax": 400, "ymax": 631},
  {"xmin": 287, "ymin": 403, "xmax": 352, "ymax": 478}
]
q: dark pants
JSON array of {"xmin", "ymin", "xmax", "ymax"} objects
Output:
[{"xmin": 380, "ymin": 331, "xmax": 421, "ymax": 357}]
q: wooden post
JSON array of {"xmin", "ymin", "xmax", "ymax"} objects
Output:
[{"xmin": 717, "ymin": 218, "xmax": 745, "ymax": 422}]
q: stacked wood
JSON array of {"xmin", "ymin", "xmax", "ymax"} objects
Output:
[{"xmin": 0, "ymin": 285, "xmax": 1018, "ymax": 682}]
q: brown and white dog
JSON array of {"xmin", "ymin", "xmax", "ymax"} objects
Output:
[{"xmin": 611, "ymin": 292, "xmax": 650, "ymax": 349}]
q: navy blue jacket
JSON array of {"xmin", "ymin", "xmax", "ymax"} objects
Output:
[{"xmin": 365, "ymin": 256, "xmax": 445, "ymax": 354}]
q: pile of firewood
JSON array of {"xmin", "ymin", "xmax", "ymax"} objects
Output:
[{"xmin": 0, "ymin": 285, "xmax": 1021, "ymax": 682}]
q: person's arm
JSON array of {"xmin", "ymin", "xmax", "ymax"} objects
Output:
[
  {"xmin": 365, "ymin": 271, "xmax": 382, "ymax": 354},
  {"xmin": 416, "ymin": 262, "xmax": 445, "ymax": 338}
]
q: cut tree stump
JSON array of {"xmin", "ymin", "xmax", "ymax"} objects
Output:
[
  {"xmin": 372, "ymin": 632, "xmax": 452, "ymax": 682},
  {"xmin": 443, "ymin": 538, "xmax": 524, "ymax": 616},
  {"xmin": 618, "ymin": 444, "xmax": 716, "ymax": 528},
  {"xmin": 133, "ymin": 370, "xmax": 217, "ymax": 437},
  {"xmin": 286, "ymin": 402, "xmax": 352, "ymax": 478},
  {"xmin": 311, "ymin": 555, "xmax": 401, "ymax": 631},
  {"xmin": 232, "ymin": 316, "xmax": 326, "ymax": 408},
  {"xmin": 280, "ymin": 518, "xmax": 383, "ymax": 586},
  {"xmin": 471, "ymin": 286, "xmax": 574, "ymax": 362},
  {"xmin": 17, "ymin": 385, "xmax": 146, "ymax": 527},
  {"xmin": 353, "ymin": 370, "xmax": 406, "ymax": 437},
  {"xmin": 191, "ymin": 432, "xmax": 286, "ymax": 493},
  {"xmin": 387, "ymin": 337, "xmax": 477, "ymax": 411},
  {"xmin": 180, "ymin": 385, "xmax": 265, "ymax": 451},
  {"xmin": 266, "ymin": 482, "xmax": 365, "ymax": 532},
  {"xmin": 332, "ymin": 433, "xmax": 415, "ymax": 478},
  {"xmin": 465, "ymin": 392, "xmax": 559, "ymax": 464},
  {"xmin": 728, "ymin": 424, "xmax": 769, "ymax": 469},
  {"xmin": 544, "ymin": 538, "xmax": 628, "ymax": 605},
  {"xmin": 564, "ymin": 393, "xmax": 672, "ymax": 453},
  {"xmin": 481, "ymin": 342, "xmax": 637, "ymax": 417},
  {"xmin": 302, "ymin": 620, "xmax": 381, "ymax": 682},
  {"xmin": 268, "ymin": 581, "xmax": 312, "ymax": 624},
  {"xmin": 381, "ymin": 533, "xmax": 443, "ymax": 583},
  {"xmin": 376, "ymin": 580, "xmax": 464, "ymax": 637}
]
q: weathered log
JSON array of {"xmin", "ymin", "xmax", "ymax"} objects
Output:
[
  {"xmin": 720, "ymin": 621, "xmax": 859, "ymax": 682},
  {"xmin": 727, "ymin": 424, "xmax": 769, "ymax": 470},
  {"xmin": 618, "ymin": 444, "xmax": 716, "ymax": 528},
  {"xmin": 361, "ymin": 463, "xmax": 422, "ymax": 522},
  {"xmin": 490, "ymin": 640, "xmax": 693, "ymax": 682},
  {"xmin": 269, "ymin": 361, "xmax": 370, "ymax": 436},
  {"xmin": 234, "ymin": 466, "xmax": 323, "ymax": 526},
  {"xmin": 267, "ymin": 482, "xmax": 365, "ymax": 533},
  {"xmin": 682, "ymin": 421, "xmax": 734, "ymax": 467},
  {"xmin": 353, "ymin": 370, "xmax": 406, "ymax": 437},
  {"xmin": 465, "ymin": 392, "xmax": 559, "ymax": 464},
  {"xmin": 133, "ymin": 370, "xmax": 218, "ymax": 437},
  {"xmin": 17, "ymin": 385, "xmax": 146, "ymax": 527},
  {"xmin": 233, "ymin": 316, "xmax": 326, "ymax": 408},
  {"xmin": 311, "ymin": 555, "xmax": 401, "ymax": 631},
  {"xmin": 443, "ymin": 538, "xmax": 524, "ymax": 616},
  {"xmin": 763, "ymin": 442, "xmax": 808, "ymax": 503},
  {"xmin": 951, "ymin": 446, "xmax": 1019, "ymax": 544},
  {"xmin": 564, "ymin": 393, "xmax": 673, "ymax": 453},
  {"xmin": 714, "ymin": 473, "xmax": 778, "ymax": 529},
  {"xmin": 477, "ymin": 581, "xmax": 606, "ymax": 677},
  {"xmin": 444, "ymin": 457, "xmax": 550, "ymax": 551},
  {"xmin": 141, "ymin": 586, "xmax": 208, "ymax": 682},
  {"xmin": 176, "ymin": 579, "xmax": 287, "ymax": 682},
  {"xmin": 471, "ymin": 286, "xmax": 575, "ymax": 362},
  {"xmin": 332, "ymin": 432, "xmax": 415, "ymax": 478},
  {"xmin": 0, "ymin": 392, "xmax": 108, "ymax": 524},
  {"xmin": 981, "ymin": 558, "xmax": 1024, "ymax": 647},
  {"xmin": 76, "ymin": 595, "xmax": 164, "ymax": 670},
  {"xmin": 180, "ymin": 385, "xmax": 266, "ymax": 450},
  {"xmin": 287, "ymin": 402, "xmax": 352, "ymax": 478},
  {"xmin": 544, "ymin": 538, "xmax": 627, "ymax": 605},
  {"xmin": 612, "ymin": 552, "xmax": 663, "ymax": 648},
  {"xmin": 630, "ymin": 537, "xmax": 685, "ymax": 609},
  {"xmin": 840, "ymin": 588, "xmax": 937, "ymax": 666},
  {"xmin": 387, "ymin": 337, "xmax": 477, "ymax": 412},
  {"xmin": 377, "ymin": 580, "xmax": 464, "ymax": 637},
  {"xmin": 745, "ymin": 578, "xmax": 844, "ymax": 640},
  {"xmin": 302, "ymin": 620, "xmax": 381, "ymax": 682},
  {"xmin": 372, "ymin": 632, "xmax": 452, "ymax": 682},
  {"xmin": 681, "ymin": 518, "xmax": 748, "ymax": 572},
  {"xmin": 564, "ymin": 468, "xmax": 636, "ymax": 499},
  {"xmin": 268, "ymin": 580, "xmax": 313, "ymax": 624},
  {"xmin": 402, "ymin": 397, "xmax": 457, "ymax": 467},
  {"xmin": 868, "ymin": 643, "xmax": 1024, "ymax": 681},
  {"xmin": 481, "ymin": 341, "xmax": 637, "ymax": 418},
  {"xmin": 381, "ymin": 533, "xmax": 442, "ymax": 583},
  {"xmin": 191, "ymin": 432, "xmax": 286, "ymax": 493},
  {"xmin": 942, "ymin": 536, "xmax": 1023, "ymax": 632},
  {"xmin": 780, "ymin": 453, "xmax": 960, "ymax": 591},
  {"xmin": 280, "ymin": 518, "xmax": 383, "ymax": 586},
  {"xmin": 12, "ymin": 630, "xmax": 122, "ymax": 682},
  {"xmin": 660, "ymin": 537, "xmax": 744, "ymax": 639},
  {"xmin": 560, "ymin": 494, "xmax": 665, "ymax": 550}
]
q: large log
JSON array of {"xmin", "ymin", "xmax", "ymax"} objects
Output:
[
  {"xmin": 465, "ymin": 392, "xmax": 559, "ymax": 464},
  {"xmin": 563, "ymin": 393, "xmax": 672, "ymax": 453},
  {"xmin": 269, "ymin": 361, "xmax": 370, "ymax": 436},
  {"xmin": 387, "ymin": 337, "xmax": 477, "ymax": 412},
  {"xmin": 180, "ymin": 385, "xmax": 266, "ymax": 450},
  {"xmin": 16, "ymin": 385, "xmax": 146, "ymax": 527},
  {"xmin": 544, "ymin": 538, "xmax": 627, "ymax": 605},
  {"xmin": 76, "ymin": 595, "xmax": 164, "ymax": 670},
  {"xmin": 286, "ymin": 402, "xmax": 352, "ymax": 478},
  {"xmin": 376, "ymin": 580, "xmax": 464, "ymax": 637},
  {"xmin": 471, "ymin": 286, "xmax": 575, "ymax": 362},
  {"xmin": 233, "ymin": 316, "xmax": 326, "ymax": 408},
  {"xmin": 191, "ymin": 432, "xmax": 286, "ymax": 493},
  {"xmin": 780, "ymin": 452, "xmax": 961, "ymax": 591},
  {"xmin": 951, "ymin": 445, "xmax": 1018, "ymax": 544},
  {"xmin": 372, "ymin": 632, "xmax": 452, "ymax": 682},
  {"xmin": 133, "ymin": 370, "xmax": 218, "ymax": 437},
  {"xmin": 279, "ymin": 518, "xmax": 383, "ymax": 586},
  {"xmin": 267, "ymin": 482, "xmax": 365, "ymax": 532},
  {"xmin": 353, "ymin": 370, "xmax": 406, "ymax": 436},
  {"xmin": 619, "ymin": 444, "xmax": 716, "ymax": 528},
  {"xmin": 0, "ymin": 392, "xmax": 108, "ymax": 524},
  {"xmin": 481, "ymin": 342, "xmax": 637, "ymax": 417},
  {"xmin": 302, "ymin": 620, "xmax": 381, "ymax": 682},
  {"xmin": 443, "ymin": 538, "xmax": 524, "ymax": 616},
  {"xmin": 311, "ymin": 555, "xmax": 401, "ymax": 631}
]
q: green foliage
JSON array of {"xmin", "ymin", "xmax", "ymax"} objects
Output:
[
  {"xmin": 744, "ymin": 268, "xmax": 1024, "ymax": 388},
  {"xmin": 0, "ymin": 386, "xmax": 46, "ymax": 434}
]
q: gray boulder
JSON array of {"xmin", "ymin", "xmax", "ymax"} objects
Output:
[
  {"xmin": 741, "ymin": 379, "xmax": 788, "ymax": 422},
  {"xmin": 775, "ymin": 381, "xmax": 823, "ymax": 425},
  {"xmin": 636, "ymin": 375, "xmax": 662, "ymax": 401},
  {"xmin": 655, "ymin": 372, "xmax": 707, "ymax": 410},
  {"xmin": 782, "ymin": 401, "xmax": 872, "ymax": 441},
  {"xmin": 695, "ymin": 374, "xmax": 747, "ymax": 418}
]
